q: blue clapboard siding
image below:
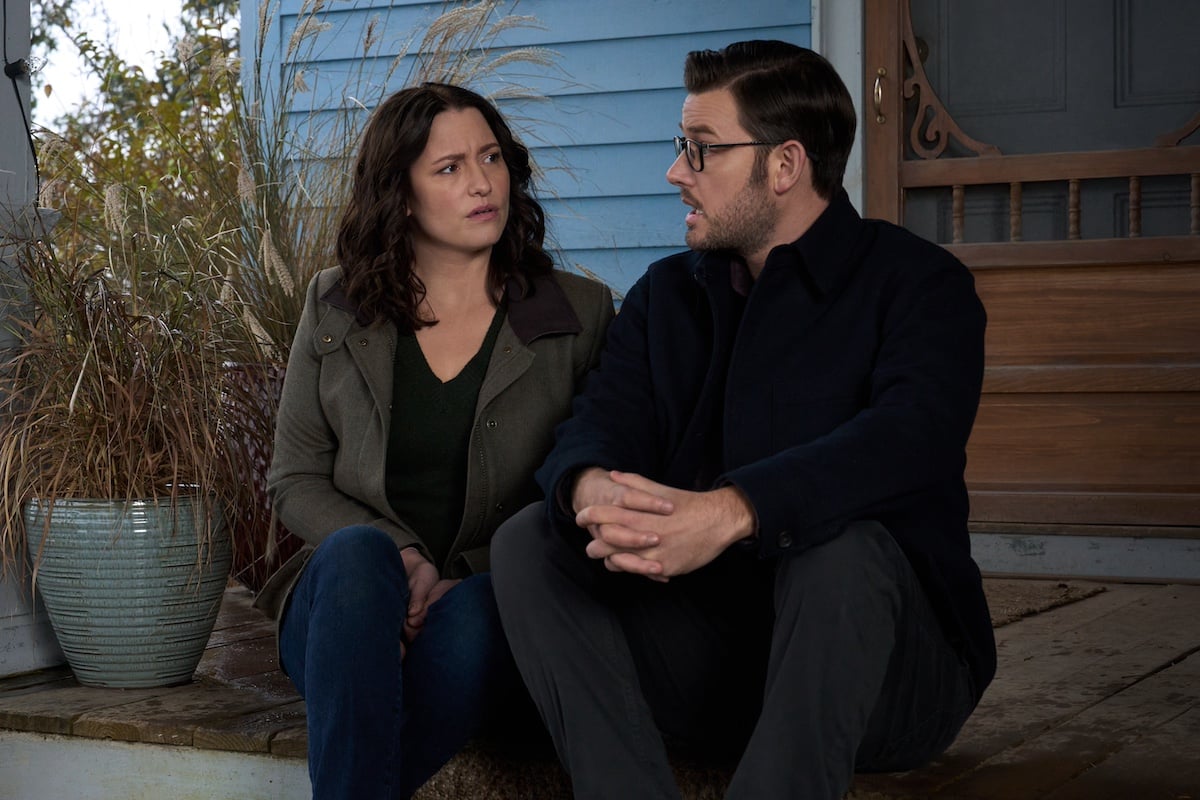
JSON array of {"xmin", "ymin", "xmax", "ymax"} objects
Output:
[{"xmin": 241, "ymin": 0, "xmax": 811, "ymax": 295}]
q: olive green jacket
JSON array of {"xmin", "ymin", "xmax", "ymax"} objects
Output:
[{"xmin": 254, "ymin": 266, "xmax": 613, "ymax": 621}]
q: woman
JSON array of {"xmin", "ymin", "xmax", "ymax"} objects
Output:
[{"xmin": 257, "ymin": 83, "xmax": 613, "ymax": 799}]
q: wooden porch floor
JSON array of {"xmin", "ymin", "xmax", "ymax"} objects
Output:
[{"xmin": 1, "ymin": 580, "xmax": 1199, "ymax": 799}]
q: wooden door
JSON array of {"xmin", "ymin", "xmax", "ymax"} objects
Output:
[{"xmin": 864, "ymin": 0, "xmax": 1200, "ymax": 552}]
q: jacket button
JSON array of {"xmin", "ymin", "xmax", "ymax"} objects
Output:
[
  {"xmin": 321, "ymin": 334, "xmax": 333, "ymax": 344},
  {"xmin": 359, "ymin": 339, "xmax": 368, "ymax": 347},
  {"xmin": 502, "ymin": 345, "xmax": 512, "ymax": 354},
  {"xmin": 486, "ymin": 419, "xmax": 498, "ymax": 429},
  {"xmin": 495, "ymin": 503, "xmax": 504, "ymax": 512},
  {"xmin": 777, "ymin": 532, "xmax": 793, "ymax": 548}
]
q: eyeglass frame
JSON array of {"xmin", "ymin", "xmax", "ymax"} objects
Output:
[{"xmin": 672, "ymin": 135, "xmax": 799, "ymax": 172}]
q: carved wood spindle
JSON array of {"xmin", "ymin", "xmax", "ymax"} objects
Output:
[
  {"xmin": 1009, "ymin": 182, "xmax": 1023, "ymax": 242},
  {"xmin": 1192, "ymin": 173, "xmax": 1199, "ymax": 235},
  {"xmin": 952, "ymin": 184, "xmax": 965, "ymax": 244},
  {"xmin": 1129, "ymin": 176, "xmax": 1142, "ymax": 238},
  {"xmin": 1068, "ymin": 179, "xmax": 1081, "ymax": 240}
]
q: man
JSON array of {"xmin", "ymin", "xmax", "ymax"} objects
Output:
[{"xmin": 491, "ymin": 40, "xmax": 995, "ymax": 799}]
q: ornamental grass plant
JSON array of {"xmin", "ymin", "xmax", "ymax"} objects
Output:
[
  {"xmin": 0, "ymin": 194, "xmax": 265, "ymax": 577},
  {"xmin": 1, "ymin": 1, "xmax": 261, "ymax": 577}
]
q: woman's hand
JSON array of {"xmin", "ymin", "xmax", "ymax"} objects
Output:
[
  {"xmin": 426, "ymin": 578, "xmax": 462, "ymax": 610},
  {"xmin": 400, "ymin": 548, "xmax": 440, "ymax": 650},
  {"xmin": 406, "ymin": 578, "xmax": 463, "ymax": 641}
]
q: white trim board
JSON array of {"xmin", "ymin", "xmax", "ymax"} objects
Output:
[
  {"xmin": 0, "ymin": 730, "xmax": 308, "ymax": 800},
  {"xmin": 971, "ymin": 532, "xmax": 1200, "ymax": 584},
  {"xmin": 812, "ymin": 0, "xmax": 864, "ymax": 213}
]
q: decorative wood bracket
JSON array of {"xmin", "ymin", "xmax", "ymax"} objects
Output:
[
  {"xmin": 901, "ymin": 0, "xmax": 1001, "ymax": 160},
  {"xmin": 1155, "ymin": 110, "xmax": 1200, "ymax": 147}
]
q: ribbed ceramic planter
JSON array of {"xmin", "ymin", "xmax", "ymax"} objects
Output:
[{"xmin": 24, "ymin": 496, "xmax": 231, "ymax": 688}]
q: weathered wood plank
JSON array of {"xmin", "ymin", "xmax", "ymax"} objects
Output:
[
  {"xmin": 192, "ymin": 699, "xmax": 308, "ymax": 754},
  {"xmin": 0, "ymin": 664, "xmax": 74, "ymax": 696},
  {"xmin": 0, "ymin": 684, "xmax": 171, "ymax": 737},
  {"xmin": 990, "ymin": 583, "xmax": 1165, "ymax": 653},
  {"xmin": 989, "ymin": 587, "xmax": 1200, "ymax": 689},
  {"xmin": 205, "ymin": 628, "xmax": 272, "ymax": 658},
  {"xmin": 72, "ymin": 683, "xmax": 295, "ymax": 746},
  {"xmin": 269, "ymin": 722, "xmax": 309, "ymax": 758},
  {"xmin": 1045, "ymin": 706, "xmax": 1200, "ymax": 799},
  {"xmin": 853, "ymin": 585, "xmax": 1200, "ymax": 797},
  {"xmin": 205, "ymin": 618, "xmax": 275, "ymax": 648},
  {"xmin": 209, "ymin": 584, "xmax": 269, "ymax": 633},
  {"xmin": 937, "ymin": 647, "xmax": 1200, "ymax": 798},
  {"xmin": 228, "ymin": 667, "xmax": 302, "ymax": 700},
  {"xmin": 197, "ymin": 635, "xmax": 283, "ymax": 683}
]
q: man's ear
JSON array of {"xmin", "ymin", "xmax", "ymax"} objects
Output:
[{"xmin": 772, "ymin": 141, "xmax": 812, "ymax": 194}]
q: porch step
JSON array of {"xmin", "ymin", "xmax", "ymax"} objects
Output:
[{"xmin": 2, "ymin": 582, "xmax": 1199, "ymax": 799}]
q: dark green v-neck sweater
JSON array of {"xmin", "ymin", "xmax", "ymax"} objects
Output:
[{"xmin": 385, "ymin": 306, "xmax": 505, "ymax": 569}]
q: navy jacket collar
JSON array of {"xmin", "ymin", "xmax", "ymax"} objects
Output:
[
  {"xmin": 770, "ymin": 189, "xmax": 867, "ymax": 297},
  {"xmin": 319, "ymin": 270, "xmax": 581, "ymax": 345},
  {"xmin": 691, "ymin": 189, "xmax": 868, "ymax": 299}
]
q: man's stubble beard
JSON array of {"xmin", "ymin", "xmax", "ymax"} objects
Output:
[{"xmin": 686, "ymin": 157, "xmax": 778, "ymax": 258}]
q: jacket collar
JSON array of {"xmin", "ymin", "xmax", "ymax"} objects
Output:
[
  {"xmin": 690, "ymin": 189, "xmax": 868, "ymax": 299},
  {"xmin": 319, "ymin": 270, "xmax": 581, "ymax": 345},
  {"xmin": 505, "ymin": 272, "xmax": 583, "ymax": 343},
  {"xmin": 769, "ymin": 189, "xmax": 866, "ymax": 297},
  {"xmin": 320, "ymin": 280, "xmax": 371, "ymax": 326}
]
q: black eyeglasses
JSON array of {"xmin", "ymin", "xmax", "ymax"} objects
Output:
[{"xmin": 672, "ymin": 135, "xmax": 786, "ymax": 172}]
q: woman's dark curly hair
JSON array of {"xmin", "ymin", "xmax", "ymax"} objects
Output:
[{"xmin": 335, "ymin": 82, "xmax": 553, "ymax": 329}]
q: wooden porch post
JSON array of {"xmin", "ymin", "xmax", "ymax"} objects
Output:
[{"xmin": 863, "ymin": 0, "xmax": 904, "ymax": 222}]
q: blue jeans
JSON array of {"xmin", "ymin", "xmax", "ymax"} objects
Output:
[{"xmin": 279, "ymin": 525, "xmax": 519, "ymax": 799}]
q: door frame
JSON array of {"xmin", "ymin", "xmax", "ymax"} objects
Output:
[{"xmin": 850, "ymin": 0, "xmax": 1200, "ymax": 582}]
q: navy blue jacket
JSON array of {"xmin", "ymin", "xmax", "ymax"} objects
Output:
[{"xmin": 537, "ymin": 191, "xmax": 996, "ymax": 700}]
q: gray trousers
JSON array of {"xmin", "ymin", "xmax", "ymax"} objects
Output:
[{"xmin": 490, "ymin": 503, "xmax": 977, "ymax": 800}]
